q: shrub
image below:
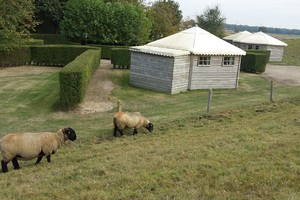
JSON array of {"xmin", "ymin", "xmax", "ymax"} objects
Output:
[
  {"xmin": 0, "ymin": 47, "xmax": 31, "ymax": 67},
  {"xmin": 30, "ymin": 34, "xmax": 69, "ymax": 44},
  {"xmin": 111, "ymin": 48, "xmax": 131, "ymax": 68},
  {"xmin": 59, "ymin": 49, "xmax": 101, "ymax": 108},
  {"xmin": 31, "ymin": 45, "xmax": 99, "ymax": 66},
  {"xmin": 241, "ymin": 50, "xmax": 270, "ymax": 73},
  {"xmin": 90, "ymin": 45, "xmax": 129, "ymax": 59},
  {"xmin": 24, "ymin": 39, "xmax": 44, "ymax": 45}
]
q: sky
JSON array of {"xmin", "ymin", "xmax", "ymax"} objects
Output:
[{"xmin": 147, "ymin": 0, "xmax": 300, "ymax": 30}]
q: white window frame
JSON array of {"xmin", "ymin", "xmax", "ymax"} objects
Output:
[
  {"xmin": 248, "ymin": 44, "xmax": 253, "ymax": 50},
  {"xmin": 223, "ymin": 56, "xmax": 235, "ymax": 67},
  {"xmin": 198, "ymin": 56, "xmax": 211, "ymax": 67}
]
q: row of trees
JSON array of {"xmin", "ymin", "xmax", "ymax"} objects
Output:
[{"xmin": 1, "ymin": 0, "xmax": 226, "ymax": 51}]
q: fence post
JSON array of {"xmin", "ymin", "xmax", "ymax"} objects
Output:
[
  {"xmin": 117, "ymin": 100, "xmax": 122, "ymax": 112},
  {"xmin": 207, "ymin": 89, "xmax": 212, "ymax": 114},
  {"xmin": 270, "ymin": 81, "xmax": 274, "ymax": 102}
]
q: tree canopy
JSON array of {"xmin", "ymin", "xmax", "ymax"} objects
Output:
[
  {"xmin": 0, "ymin": 0, "xmax": 38, "ymax": 52},
  {"xmin": 196, "ymin": 5, "xmax": 226, "ymax": 38},
  {"xmin": 146, "ymin": 0, "xmax": 182, "ymax": 40},
  {"xmin": 34, "ymin": 0, "xmax": 68, "ymax": 33},
  {"xmin": 60, "ymin": 0, "xmax": 151, "ymax": 45}
]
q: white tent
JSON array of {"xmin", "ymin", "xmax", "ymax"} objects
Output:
[{"xmin": 130, "ymin": 27, "xmax": 246, "ymax": 94}]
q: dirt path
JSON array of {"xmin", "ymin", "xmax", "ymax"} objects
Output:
[
  {"xmin": 262, "ymin": 64, "xmax": 300, "ymax": 85},
  {"xmin": 77, "ymin": 60, "xmax": 117, "ymax": 114}
]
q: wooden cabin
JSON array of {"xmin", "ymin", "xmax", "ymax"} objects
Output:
[
  {"xmin": 129, "ymin": 27, "xmax": 246, "ymax": 94},
  {"xmin": 224, "ymin": 31, "xmax": 287, "ymax": 62}
]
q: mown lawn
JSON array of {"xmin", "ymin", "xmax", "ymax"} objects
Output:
[{"xmin": 0, "ymin": 68, "xmax": 299, "ymax": 199}]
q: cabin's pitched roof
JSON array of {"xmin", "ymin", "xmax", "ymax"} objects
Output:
[
  {"xmin": 223, "ymin": 31, "xmax": 252, "ymax": 41},
  {"xmin": 130, "ymin": 26, "xmax": 246, "ymax": 57},
  {"xmin": 225, "ymin": 31, "xmax": 287, "ymax": 46}
]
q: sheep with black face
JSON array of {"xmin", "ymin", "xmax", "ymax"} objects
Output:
[
  {"xmin": 0, "ymin": 127, "xmax": 76, "ymax": 173},
  {"xmin": 113, "ymin": 112, "xmax": 153, "ymax": 137}
]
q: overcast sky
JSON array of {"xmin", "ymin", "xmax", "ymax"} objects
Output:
[{"xmin": 147, "ymin": 0, "xmax": 300, "ymax": 30}]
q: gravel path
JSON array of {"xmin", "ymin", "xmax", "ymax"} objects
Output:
[
  {"xmin": 77, "ymin": 60, "xmax": 117, "ymax": 114},
  {"xmin": 262, "ymin": 64, "xmax": 300, "ymax": 85}
]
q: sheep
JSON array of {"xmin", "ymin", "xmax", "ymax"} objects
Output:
[
  {"xmin": 113, "ymin": 112, "xmax": 153, "ymax": 137},
  {"xmin": 0, "ymin": 127, "xmax": 76, "ymax": 173}
]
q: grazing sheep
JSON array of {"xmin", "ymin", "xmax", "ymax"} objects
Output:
[
  {"xmin": 113, "ymin": 112, "xmax": 153, "ymax": 137},
  {"xmin": 0, "ymin": 127, "xmax": 76, "ymax": 173}
]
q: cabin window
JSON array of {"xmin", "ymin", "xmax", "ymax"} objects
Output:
[
  {"xmin": 198, "ymin": 56, "xmax": 211, "ymax": 67},
  {"xmin": 248, "ymin": 45, "xmax": 253, "ymax": 50},
  {"xmin": 223, "ymin": 56, "xmax": 235, "ymax": 66},
  {"xmin": 255, "ymin": 45, "xmax": 260, "ymax": 50}
]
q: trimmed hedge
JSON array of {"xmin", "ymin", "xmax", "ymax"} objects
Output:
[
  {"xmin": 31, "ymin": 34, "xmax": 69, "ymax": 44},
  {"xmin": 111, "ymin": 48, "xmax": 131, "ymax": 68},
  {"xmin": 0, "ymin": 47, "xmax": 31, "ymax": 67},
  {"xmin": 31, "ymin": 45, "xmax": 99, "ymax": 66},
  {"xmin": 59, "ymin": 49, "xmax": 101, "ymax": 107},
  {"xmin": 241, "ymin": 50, "xmax": 270, "ymax": 73},
  {"xmin": 25, "ymin": 39, "xmax": 44, "ymax": 45},
  {"xmin": 90, "ymin": 45, "xmax": 129, "ymax": 59}
]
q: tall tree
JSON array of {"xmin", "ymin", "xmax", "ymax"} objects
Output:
[
  {"xmin": 0, "ymin": 0, "xmax": 38, "ymax": 52},
  {"xmin": 60, "ymin": 0, "xmax": 151, "ymax": 45},
  {"xmin": 146, "ymin": 0, "xmax": 182, "ymax": 40},
  {"xmin": 34, "ymin": 0, "xmax": 68, "ymax": 33},
  {"xmin": 196, "ymin": 5, "xmax": 226, "ymax": 38}
]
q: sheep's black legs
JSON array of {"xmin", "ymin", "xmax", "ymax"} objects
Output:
[
  {"xmin": 35, "ymin": 156, "xmax": 43, "ymax": 165},
  {"xmin": 12, "ymin": 158, "xmax": 20, "ymax": 170},
  {"xmin": 1, "ymin": 160, "xmax": 8, "ymax": 173},
  {"xmin": 133, "ymin": 129, "xmax": 138, "ymax": 135},
  {"xmin": 114, "ymin": 125, "xmax": 123, "ymax": 137},
  {"xmin": 46, "ymin": 155, "xmax": 51, "ymax": 163},
  {"xmin": 35, "ymin": 151, "xmax": 45, "ymax": 165},
  {"xmin": 113, "ymin": 125, "xmax": 118, "ymax": 137}
]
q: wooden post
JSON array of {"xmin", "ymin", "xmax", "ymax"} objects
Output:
[
  {"xmin": 207, "ymin": 89, "xmax": 212, "ymax": 114},
  {"xmin": 270, "ymin": 81, "xmax": 274, "ymax": 102},
  {"xmin": 117, "ymin": 100, "xmax": 122, "ymax": 112}
]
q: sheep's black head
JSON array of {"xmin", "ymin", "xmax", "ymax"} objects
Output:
[
  {"xmin": 63, "ymin": 127, "xmax": 77, "ymax": 141},
  {"xmin": 146, "ymin": 123, "xmax": 154, "ymax": 132}
]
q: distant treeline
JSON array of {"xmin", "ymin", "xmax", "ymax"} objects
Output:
[{"xmin": 225, "ymin": 24, "xmax": 300, "ymax": 35}]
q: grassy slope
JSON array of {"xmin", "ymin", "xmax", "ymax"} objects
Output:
[
  {"xmin": 281, "ymin": 39, "xmax": 300, "ymax": 66},
  {"xmin": 0, "ymin": 68, "xmax": 299, "ymax": 199}
]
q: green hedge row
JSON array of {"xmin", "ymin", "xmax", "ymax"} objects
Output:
[
  {"xmin": 25, "ymin": 39, "xmax": 44, "ymax": 45},
  {"xmin": 241, "ymin": 50, "xmax": 270, "ymax": 73},
  {"xmin": 0, "ymin": 47, "xmax": 31, "ymax": 67},
  {"xmin": 59, "ymin": 49, "xmax": 101, "ymax": 107},
  {"xmin": 91, "ymin": 45, "xmax": 129, "ymax": 59},
  {"xmin": 111, "ymin": 48, "xmax": 131, "ymax": 69},
  {"xmin": 31, "ymin": 45, "xmax": 99, "ymax": 66},
  {"xmin": 31, "ymin": 34, "xmax": 69, "ymax": 44},
  {"xmin": 0, "ymin": 45, "xmax": 100, "ymax": 67}
]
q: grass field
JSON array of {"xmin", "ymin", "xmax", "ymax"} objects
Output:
[{"xmin": 0, "ymin": 65, "xmax": 299, "ymax": 199}]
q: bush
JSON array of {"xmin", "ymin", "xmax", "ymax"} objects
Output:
[
  {"xmin": 24, "ymin": 39, "xmax": 44, "ymax": 45},
  {"xmin": 90, "ymin": 45, "xmax": 129, "ymax": 59},
  {"xmin": 59, "ymin": 49, "xmax": 101, "ymax": 108},
  {"xmin": 241, "ymin": 50, "xmax": 270, "ymax": 73},
  {"xmin": 111, "ymin": 48, "xmax": 131, "ymax": 68},
  {"xmin": 0, "ymin": 47, "xmax": 31, "ymax": 67},
  {"xmin": 31, "ymin": 34, "xmax": 69, "ymax": 44},
  {"xmin": 31, "ymin": 45, "xmax": 99, "ymax": 66}
]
